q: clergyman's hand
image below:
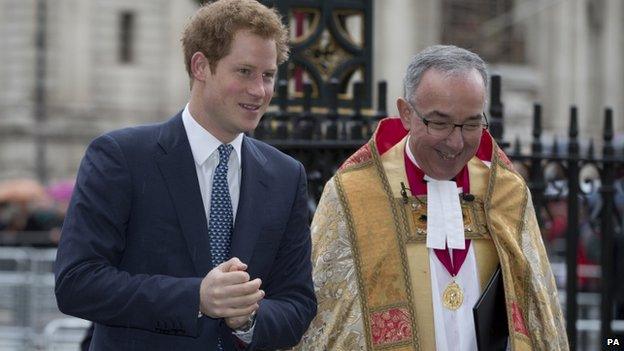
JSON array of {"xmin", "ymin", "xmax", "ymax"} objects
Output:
[{"xmin": 199, "ymin": 257, "xmax": 264, "ymax": 319}]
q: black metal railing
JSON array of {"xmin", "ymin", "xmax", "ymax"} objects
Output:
[
  {"xmin": 508, "ymin": 103, "xmax": 624, "ymax": 349},
  {"xmin": 252, "ymin": 79, "xmax": 386, "ymax": 203}
]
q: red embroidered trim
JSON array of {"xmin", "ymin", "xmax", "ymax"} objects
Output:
[
  {"xmin": 340, "ymin": 143, "xmax": 372, "ymax": 170},
  {"xmin": 369, "ymin": 307, "xmax": 412, "ymax": 346},
  {"xmin": 496, "ymin": 147, "xmax": 515, "ymax": 170},
  {"xmin": 511, "ymin": 301, "xmax": 529, "ymax": 336}
]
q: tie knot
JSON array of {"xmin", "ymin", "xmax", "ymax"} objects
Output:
[{"xmin": 217, "ymin": 144, "xmax": 233, "ymax": 164}]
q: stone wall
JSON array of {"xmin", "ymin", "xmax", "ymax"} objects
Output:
[{"xmin": 0, "ymin": 0, "xmax": 622, "ymax": 182}]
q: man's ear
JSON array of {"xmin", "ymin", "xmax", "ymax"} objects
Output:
[
  {"xmin": 190, "ymin": 52, "xmax": 210, "ymax": 82},
  {"xmin": 397, "ymin": 97, "xmax": 411, "ymax": 131}
]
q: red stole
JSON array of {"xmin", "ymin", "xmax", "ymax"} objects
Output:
[{"xmin": 403, "ymin": 152, "xmax": 470, "ymax": 276}]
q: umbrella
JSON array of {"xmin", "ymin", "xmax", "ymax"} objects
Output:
[
  {"xmin": 47, "ymin": 180, "xmax": 75, "ymax": 203},
  {"xmin": 0, "ymin": 179, "xmax": 48, "ymax": 204}
]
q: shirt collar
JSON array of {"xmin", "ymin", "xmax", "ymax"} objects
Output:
[
  {"xmin": 182, "ymin": 103, "xmax": 243, "ymax": 168},
  {"xmin": 404, "ymin": 135, "xmax": 471, "ymax": 193},
  {"xmin": 405, "ymin": 136, "xmax": 419, "ymax": 168}
]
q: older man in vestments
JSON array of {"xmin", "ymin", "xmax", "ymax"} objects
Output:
[{"xmin": 295, "ymin": 45, "xmax": 568, "ymax": 350}]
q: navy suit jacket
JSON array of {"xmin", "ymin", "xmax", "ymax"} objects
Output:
[{"xmin": 54, "ymin": 113, "xmax": 317, "ymax": 350}]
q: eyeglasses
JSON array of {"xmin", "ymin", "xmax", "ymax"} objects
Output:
[{"xmin": 406, "ymin": 100, "xmax": 489, "ymax": 138}]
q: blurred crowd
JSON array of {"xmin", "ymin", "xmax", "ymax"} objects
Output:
[
  {"xmin": 540, "ymin": 176, "xmax": 624, "ymax": 294},
  {"xmin": 0, "ymin": 178, "xmax": 73, "ymax": 244},
  {"xmin": 0, "ymin": 174, "xmax": 622, "ymax": 268}
]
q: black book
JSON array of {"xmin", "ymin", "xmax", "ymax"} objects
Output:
[{"xmin": 473, "ymin": 266, "xmax": 508, "ymax": 351}]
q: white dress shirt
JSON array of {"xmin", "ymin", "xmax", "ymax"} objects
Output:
[
  {"xmin": 182, "ymin": 104, "xmax": 256, "ymax": 343},
  {"xmin": 405, "ymin": 139, "xmax": 481, "ymax": 351},
  {"xmin": 182, "ymin": 104, "xmax": 243, "ymax": 222}
]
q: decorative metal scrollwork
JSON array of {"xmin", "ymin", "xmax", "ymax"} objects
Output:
[{"xmin": 260, "ymin": 0, "xmax": 373, "ymax": 109}]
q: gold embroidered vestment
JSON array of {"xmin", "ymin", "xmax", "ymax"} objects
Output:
[{"xmin": 295, "ymin": 119, "xmax": 568, "ymax": 351}]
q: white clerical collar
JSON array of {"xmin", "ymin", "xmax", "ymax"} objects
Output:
[
  {"xmin": 182, "ymin": 103, "xmax": 243, "ymax": 168},
  {"xmin": 404, "ymin": 136, "xmax": 466, "ymax": 250}
]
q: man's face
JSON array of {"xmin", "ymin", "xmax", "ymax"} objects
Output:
[
  {"xmin": 196, "ymin": 30, "xmax": 277, "ymax": 143},
  {"xmin": 397, "ymin": 68, "xmax": 486, "ymax": 180}
]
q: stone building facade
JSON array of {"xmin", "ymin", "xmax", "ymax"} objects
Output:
[{"xmin": 0, "ymin": 0, "xmax": 622, "ymax": 182}]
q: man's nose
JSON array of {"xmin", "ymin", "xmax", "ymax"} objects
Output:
[
  {"xmin": 247, "ymin": 77, "xmax": 265, "ymax": 98},
  {"xmin": 445, "ymin": 126, "xmax": 465, "ymax": 150}
]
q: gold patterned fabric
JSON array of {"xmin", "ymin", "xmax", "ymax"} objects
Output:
[
  {"xmin": 299, "ymin": 178, "xmax": 368, "ymax": 350},
  {"xmin": 294, "ymin": 119, "xmax": 568, "ymax": 351}
]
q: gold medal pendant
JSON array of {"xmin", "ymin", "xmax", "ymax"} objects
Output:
[{"xmin": 442, "ymin": 280, "xmax": 464, "ymax": 310}]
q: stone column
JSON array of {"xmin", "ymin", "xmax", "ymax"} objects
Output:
[
  {"xmin": 0, "ymin": 0, "xmax": 37, "ymax": 180},
  {"xmin": 373, "ymin": 0, "xmax": 440, "ymax": 115},
  {"xmin": 535, "ymin": 0, "xmax": 585, "ymax": 138},
  {"xmin": 602, "ymin": 0, "xmax": 623, "ymax": 133}
]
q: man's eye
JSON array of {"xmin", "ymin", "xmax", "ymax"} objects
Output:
[
  {"xmin": 238, "ymin": 68, "xmax": 250, "ymax": 75},
  {"xmin": 263, "ymin": 72, "xmax": 275, "ymax": 79},
  {"xmin": 428, "ymin": 121, "xmax": 449, "ymax": 130},
  {"xmin": 463, "ymin": 123, "xmax": 482, "ymax": 131}
]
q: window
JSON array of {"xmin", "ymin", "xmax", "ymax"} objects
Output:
[{"xmin": 119, "ymin": 11, "xmax": 135, "ymax": 63}]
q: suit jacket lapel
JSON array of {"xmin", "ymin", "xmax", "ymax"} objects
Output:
[
  {"xmin": 154, "ymin": 113, "xmax": 214, "ymax": 276},
  {"xmin": 230, "ymin": 137, "xmax": 269, "ymax": 264}
]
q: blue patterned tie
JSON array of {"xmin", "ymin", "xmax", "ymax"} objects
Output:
[{"xmin": 209, "ymin": 144, "xmax": 234, "ymax": 351}]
